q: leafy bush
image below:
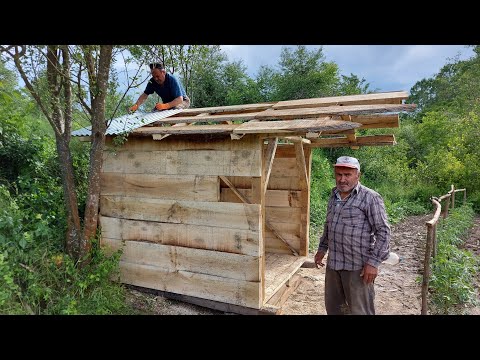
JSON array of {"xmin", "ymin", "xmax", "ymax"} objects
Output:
[{"xmin": 428, "ymin": 204, "xmax": 479, "ymax": 314}]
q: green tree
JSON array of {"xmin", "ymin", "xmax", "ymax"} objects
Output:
[
  {"xmin": 1, "ymin": 45, "xmax": 113, "ymax": 261},
  {"xmin": 273, "ymin": 45, "xmax": 340, "ymax": 100}
]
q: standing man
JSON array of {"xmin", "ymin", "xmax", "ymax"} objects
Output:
[
  {"xmin": 129, "ymin": 62, "xmax": 190, "ymax": 113},
  {"xmin": 314, "ymin": 156, "xmax": 391, "ymax": 315}
]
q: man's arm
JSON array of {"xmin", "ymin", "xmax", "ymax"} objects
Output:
[
  {"xmin": 129, "ymin": 92, "xmax": 149, "ymax": 112},
  {"xmin": 366, "ymin": 194, "xmax": 391, "ymax": 267}
]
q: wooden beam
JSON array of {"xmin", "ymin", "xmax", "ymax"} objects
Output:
[
  {"xmin": 233, "ymin": 118, "xmax": 361, "ymax": 134},
  {"xmin": 170, "ymin": 102, "xmax": 275, "ymax": 116},
  {"xmin": 309, "ymin": 134, "xmax": 397, "ymax": 148},
  {"xmin": 256, "ymin": 104, "xmax": 416, "ymax": 120},
  {"xmin": 283, "ymin": 136, "xmax": 311, "ymax": 144},
  {"xmin": 263, "ymin": 138, "xmax": 278, "ymax": 197},
  {"xmin": 272, "ymin": 91, "xmax": 409, "ymax": 110},
  {"xmin": 220, "ymin": 176, "xmax": 299, "ymax": 256},
  {"xmin": 152, "ymin": 112, "xmax": 208, "ymax": 140}
]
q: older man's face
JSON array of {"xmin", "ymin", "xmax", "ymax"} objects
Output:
[
  {"xmin": 151, "ymin": 68, "xmax": 166, "ymax": 85},
  {"xmin": 335, "ymin": 166, "xmax": 360, "ymax": 194}
]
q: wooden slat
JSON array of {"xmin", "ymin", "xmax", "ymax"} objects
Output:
[
  {"xmin": 220, "ymin": 175, "xmax": 299, "ymax": 256},
  {"xmin": 309, "ymin": 134, "xmax": 396, "ymax": 148},
  {"xmin": 106, "ymin": 134, "xmax": 259, "ymax": 152},
  {"xmin": 221, "ymin": 188, "xmax": 303, "ymax": 208},
  {"xmin": 134, "ymin": 124, "xmax": 239, "ymax": 135},
  {"xmin": 256, "ymin": 104, "xmax": 416, "ymax": 120},
  {"xmin": 233, "ymin": 118, "xmax": 361, "ymax": 134},
  {"xmin": 101, "ymin": 173, "xmax": 219, "ymax": 202},
  {"xmin": 102, "ymin": 239, "xmax": 260, "ymax": 281},
  {"xmin": 265, "ymin": 223, "xmax": 300, "ymax": 254},
  {"xmin": 264, "ymin": 253, "xmax": 306, "ymax": 302},
  {"xmin": 152, "ymin": 112, "xmax": 260, "ymax": 125},
  {"xmin": 349, "ymin": 114, "xmax": 399, "ymax": 129},
  {"xmin": 272, "ymin": 91, "xmax": 408, "ymax": 110},
  {"xmin": 118, "ymin": 261, "xmax": 261, "ymax": 308},
  {"xmin": 102, "ymin": 149, "xmax": 261, "ymax": 177},
  {"xmin": 170, "ymin": 102, "xmax": 275, "ymax": 116},
  {"xmin": 100, "ymin": 196, "xmax": 261, "ymax": 231},
  {"xmin": 263, "ymin": 138, "xmax": 278, "ymax": 195},
  {"xmin": 100, "ymin": 216, "xmax": 260, "ymax": 256}
]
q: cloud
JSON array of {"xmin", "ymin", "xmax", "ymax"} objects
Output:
[{"xmin": 221, "ymin": 45, "xmax": 475, "ymax": 93}]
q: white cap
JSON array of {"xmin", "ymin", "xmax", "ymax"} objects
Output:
[{"xmin": 335, "ymin": 156, "xmax": 360, "ymax": 171}]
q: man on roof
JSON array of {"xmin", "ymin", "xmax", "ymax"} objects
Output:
[{"xmin": 129, "ymin": 62, "xmax": 190, "ymax": 113}]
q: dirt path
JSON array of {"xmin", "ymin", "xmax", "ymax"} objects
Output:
[{"xmin": 126, "ymin": 214, "xmax": 480, "ymax": 315}]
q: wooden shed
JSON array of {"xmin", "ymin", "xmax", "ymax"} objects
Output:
[{"xmin": 74, "ymin": 91, "xmax": 414, "ymax": 314}]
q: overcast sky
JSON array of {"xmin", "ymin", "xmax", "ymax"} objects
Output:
[{"xmin": 220, "ymin": 45, "xmax": 474, "ymax": 93}]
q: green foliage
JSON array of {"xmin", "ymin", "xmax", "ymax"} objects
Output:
[
  {"xmin": 308, "ymin": 149, "xmax": 335, "ymax": 252},
  {"xmin": 0, "ymin": 185, "xmax": 133, "ymax": 314},
  {"xmin": 273, "ymin": 46, "xmax": 340, "ymax": 100},
  {"xmin": 428, "ymin": 205, "xmax": 479, "ymax": 314}
]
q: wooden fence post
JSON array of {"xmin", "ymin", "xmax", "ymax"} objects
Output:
[
  {"xmin": 422, "ymin": 223, "xmax": 434, "ymax": 315},
  {"xmin": 443, "ymin": 195, "xmax": 450, "ymax": 219},
  {"xmin": 432, "ymin": 223, "xmax": 437, "ymax": 258},
  {"xmin": 451, "ymin": 184, "xmax": 455, "ymax": 209}
]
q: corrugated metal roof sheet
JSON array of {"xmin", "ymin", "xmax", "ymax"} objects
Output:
[{"xmin": 71, "ymin": 109, "xmax": 183, "ymax": 136}]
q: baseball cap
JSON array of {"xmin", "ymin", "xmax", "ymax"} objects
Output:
[{"xmin": 334, "ymin": 156, "xmax": 360, "ymax": 171}]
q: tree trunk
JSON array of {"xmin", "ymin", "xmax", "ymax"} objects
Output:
[
  {"xmin": 80, "ymin": 45, "xmax": 113, "ymax": 260},
  {"xmin": 55, "ymin": 134, "xmax": 82, "ymax": 258}
]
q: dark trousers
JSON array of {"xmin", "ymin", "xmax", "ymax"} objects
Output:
[{"xmin": 325, "ymin": 267, "xmax": 375, "ymax": 315}]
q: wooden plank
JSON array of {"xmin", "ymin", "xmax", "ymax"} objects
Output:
[
  {"xmin": 221, "ymin": 188, "xmax": 303, "ymax": 208},
  {"xmin": 299, "ymin": 146, "xmax": 312, "ymax": 255},
  {"xmin": 102, "ymin": 239, "xmax": 260, "ymax": 281},
  {"xmin": 118, "ymin": 261, "xmax": 262, "ymax": 308},
  {"xmin": 263, "ymin": 138, "xmax": 278, "ymax": 195},
  {"xmin": 134, "ymin": 124, "xmax": 239, "ymax": 135},
  {"xmin": 350, "ymin": 114, "xmax": 399, "ymax": 129},
  {"xmin": 100, "ymin": 196, "xmax": 261, "ymax": 231},
  {"xmin": 264, "ymin": 253, "xmax": 306, "ymax": 303},
  {"xmin": 309, "ymin": 134, "xmax": 396, "ymax": 148},
  {"xmin": 100, "ymin": 216, "xmax": 260, "ymax": 256},
  {"xmin": 153, "ymin": 112, "xmax": 208, "ymax": 139},
  {"xmin": 100, "ymin": 173, "xmax": 220, "ymax": 202},
  {"xmin": 272, "ymin": 144, "xmax": 297, "ymax": 158},
  {"xmin": 223, "ymin": 175, "xmax": 302, "ymax": 191},
  {"xmin": 271, "ymin": 157, "xmax": 298, "ymax": 177},
  {"xmin": 220, "ymin": 175, "xmax": 298, "ymax": 256},
  {"xmin": 234, "ymin": 118, "xmax": 361, "ymax": 134},
  {"xmin": 132, "ymin": 286, "xmax": 279, "ymax": 315},
  {"xmin": 170, "ymin": 102, "xmax": 275, "ymax": 116},
  {"xmin": 256, "ymin": 104, "xmax": 416, "ymax": 120},
  {"xmin": 151, "ymin": 112, "xmax": 259, "ymax": 125},
  {"xmin": 265, "ymin": 224, "xmax": 301, "ymax": 254},
  {"xmin": 272, "ymin": 91, "xmax": 408, "ymax": 110},
  {"xmin": 106, "ymin": 134, "xmax": 259, "ymax": 152},
  {"xmin": 102, "ymin": 149, "xmax": 262, "ymax": 177},
  {"xmin": 265, "ymin": 273, "xmax": 303, "ymax": 310}
]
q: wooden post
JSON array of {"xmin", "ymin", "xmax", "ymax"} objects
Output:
[
  {"xmin": 422, "ymin": 223, "xmax": 434, "ymax": 315},
  {"xmin": 450, "ymin": 185, "xmax": 455, "ymax": 209},
  {"xmin": 443, "ymin": 195, "xmax": 450, "ymax": 219},
  {"xmin": 432, "ymin": 224, "xmax": 437, "ymax": 258},
  {"xmin": 464, "ymin": 190, "xmax": 467, "ymax": 204}
]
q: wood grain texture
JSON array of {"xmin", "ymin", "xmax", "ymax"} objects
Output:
[
  {"xmin": 100, "ymin": 216, "xmax": 260, "ymax": 256},
  {"xmin": 100, "ymin": 196, "xmax": 261, "ymax": 231}
]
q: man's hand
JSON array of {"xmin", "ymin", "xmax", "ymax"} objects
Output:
[
  {"xmin": 314, "ymin": 250, "xmax": 326, "ymax": 268},
  {"xmin": 155, "ymin": 103, "xmax": 170, "ymax": 111},
  {"xmin": 360, "ymin": 263, "xmax": 378, "ymax": 284},
  {"xmin": 129, "ymin": 104, "xmax": 139, "ymax": 113}
]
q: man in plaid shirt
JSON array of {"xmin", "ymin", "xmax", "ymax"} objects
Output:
[{"xmin": 314, "ymin": 156, "xmax": 391, "ymax": 315}]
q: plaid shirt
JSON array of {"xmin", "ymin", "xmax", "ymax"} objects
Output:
[{"xmin": 318, "ymin": 182, "xmax": 391, "ymax": 270}]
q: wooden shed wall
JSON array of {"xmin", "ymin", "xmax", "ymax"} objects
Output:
[
  {"xmin": 224, "ymin": 144, "xmax": 312, "ymax": 256},
  {"xmin": 99, "ymin": 135, "xmax": 264, "ymax": 308}
]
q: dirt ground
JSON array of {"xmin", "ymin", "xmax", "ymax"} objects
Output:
[{"xmin": 126, "ymin": 214, "xmax": 480, "ymax": 315}]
